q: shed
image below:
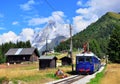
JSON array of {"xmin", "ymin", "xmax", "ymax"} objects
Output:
[
  {"xmin": 60, "ymin": 56, "xmax": 72, "ymax": 66},
  {"xmin": 39, "ymin": 56, "xmax": 57, "ymax": 69},
  {"xmin": 5, "ymin": 48, "xmax": 40, "ymax": 64}
]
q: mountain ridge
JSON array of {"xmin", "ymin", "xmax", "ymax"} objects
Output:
[
  {"xmin": 55, "ymin": 12, "xmax": 120, "ymax": 58},
  {"xmin": 32, "ymin": 21, "xmax": 70, "ymax": 52},
  {"xmin": 106, "ymin": 12, "xmax": 120, "ymax": 19}
]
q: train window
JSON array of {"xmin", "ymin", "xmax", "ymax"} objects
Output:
[
  {"xmin": 78, "ymin": 57, "xmax": 84, "ymax": 62},
  {"xmin": 85, "ymin": 57, "xmax": 92, "ymax": 62},
  {"xmin": 94, "ymin": 57, "xmax": 99, "ymax": 63}
]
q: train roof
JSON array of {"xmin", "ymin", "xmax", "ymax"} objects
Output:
[{"xmin": 76, "ymin": 52, "xmax": 100, "ymax": 60}]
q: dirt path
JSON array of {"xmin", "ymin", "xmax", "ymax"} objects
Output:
[{"xmin": 100, "ymin": 64, "xmax": 120, "ymax": 84}]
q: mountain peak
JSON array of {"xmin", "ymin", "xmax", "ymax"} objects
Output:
[
  {"xmin": 105, "ymin": 12, "xmax": 120, "ymax": 19},
  {"xmin": 47, "ymin": 20, "xmax": 56, "ymax": 30},
  {"xmin": 32, "ymin": 20, "xmax": 70, "ymax": 51}
]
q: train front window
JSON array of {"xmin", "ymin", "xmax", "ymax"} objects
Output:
[
  {"xmin": 86, "ymin": 57, "xmax": 92, "ymax": 62},
  {"xmin": 78, "ymin": 57, "xmax": 84, "ymax": 62}
]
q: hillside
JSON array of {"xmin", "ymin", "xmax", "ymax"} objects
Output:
[
  {"xmin": 55, "ymin": 12, "xmax": 120, "ymax": 58},
  {"xmin": 100, "ymin": 64, "xmax": 120, "ymax": 84}
]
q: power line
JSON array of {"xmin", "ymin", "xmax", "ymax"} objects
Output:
[
  {"xmin": 44, "ymin": 0, "xmax": 56, "ymax": 11},
  {"xmin": 44, "ymin": 0, "xmax": 64, "ymax": 21}
]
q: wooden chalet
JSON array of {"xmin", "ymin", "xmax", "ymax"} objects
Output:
[
  {"xmin": 60, "ymin": 56, "xmax": 72, "ymax": 66},
  {"xmin": 5, "ymin": 48, "xmax": 40, "ymax": 64},
  {"xmin": 39, "ymin": 56, "xmax": 57, "ymax": 69}
]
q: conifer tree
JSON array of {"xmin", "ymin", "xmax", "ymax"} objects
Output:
[{"xmin": 108, "ymin": 25, "xmax": 120, "ymax": 63}]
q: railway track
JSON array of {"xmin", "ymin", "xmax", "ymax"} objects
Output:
[
  {"xmin": 47, "ymin": 64, "xmax": 105, "ymax": 84},
  {"xmin": 51, "ymin": 75, "xmax": 85, "ymax": 84}
]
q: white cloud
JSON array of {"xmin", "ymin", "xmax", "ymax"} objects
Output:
[
  {"xmin": 86, "ymin": 0, "xmax": 120, "ymax": 16},
  {"xmin": 28, "ymin": 18, "xmax": 48, "ymax": 26},
  {"xmin": 73, "ymin": 0, "xmax": 120, "ymax": 33},
  {"xmin": 0, "ymin": 28, "xmax": 34, "ymax": 45},
  {"xmin": 0, "ymin": 31, "xmax": 18, "ymax": 44},
  {"xmin": 20, "ymin": 0, "xmax": 35, "ymax": 11},
  {"xmin": 12, "ymin": 21, "xmax": 19, "ymax": 25},
  {"xmin": 28, "ymin": 11, "xmax": 65, "ymax": 26},
  {"xmin": 76, "ymin": 0, "xmax": 89, "ymax": 7},
  {"xmin": 77, "ymin": 1, "xmax": 82, "ymax": 6},
  {"xmin": 76, "ymin": 8, "xmax": 89, "ymax": 14},
  {"xmin": 51, "ymin": 11, "xmax": 65, "ymax": 23},
  {"xmin": 18, "ymin": 28, "xmax": 34, "ymax": 42}
]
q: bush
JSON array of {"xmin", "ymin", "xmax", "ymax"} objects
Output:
[{"xmin": 0, "ymin": 77, "xmax": 9, "ymax": 84}]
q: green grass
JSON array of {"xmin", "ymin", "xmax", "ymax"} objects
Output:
[
  {"xmin": 47, "ymin": 52, "xmax": 61, "ymax": 56},
  {"xmin": 11, "ymin": 74, "xmax": 43, "ymax": 84},
  {"xmin": 9, "ymin": 65, "xmax": 71, "ymax": 83},
  {"xmin": 17, "ymin": 75, "xmax": 42, "ymax": 82},
  {"xmin": 107, "ymin": 12, "xmax": 120, "ymax": 19},
  {"xmin": 21, "ymin": 65, "xmax": 37, "ymax": 70},
  {"xmin": 12, "ymin": 72, "xmax": 60, "ymax": 83},
  {"xmin": 46, "ymin": 73, "xmax": 59, "ymax": 79},
  {"xmin": 87, "ymin": 66, "xmax": 106, "ymax": 84},
  {"xmin": 0, "ymin": 77, "xmax": 9, "ymax": 84}
]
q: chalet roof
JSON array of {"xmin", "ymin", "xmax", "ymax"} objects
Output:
[
  {"xmin": 39, "ymin": 56, "xmax": 57, "ymax": 60},
  {"xmin": 5, "ymin": 48, "xmax": 39, "ymax": 56}
]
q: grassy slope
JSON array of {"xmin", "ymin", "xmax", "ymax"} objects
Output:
[
  {"xmin": 100, "ymin": 64, "xmax": 120, "ymax": 84},
  {"xmin": 107, "ymin": 12, "xmax": 120, "ymax": 19}
]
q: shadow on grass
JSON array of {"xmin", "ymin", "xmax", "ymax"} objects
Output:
[
  {"xmin": 67, "ymin": 71, "xmax": 90, "ymax": 75},
  {"xmin": 66, "ymin": 71, "xmax": 78, "ymax": 75}
]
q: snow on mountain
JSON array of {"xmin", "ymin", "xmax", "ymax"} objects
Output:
[{"xmin": 32, "ymin": 20, "xmax": 70, "ymax": 51}]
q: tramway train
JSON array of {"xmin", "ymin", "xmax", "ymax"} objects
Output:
[{"xmin": 76, "ymin": 52, "xmax": 101, "ymax": 74}]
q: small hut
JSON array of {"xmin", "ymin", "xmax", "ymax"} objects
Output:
[
  {"xmin": 5, "ymin": 48, "xmax": 39, "ymax": 64},
  {"xmin": 60, "ymin": 56, "xmax": 72, "ymax": 66},
  {"xmin": 39, "ymin": 56, "xmax": 57, "ymax": 69}
]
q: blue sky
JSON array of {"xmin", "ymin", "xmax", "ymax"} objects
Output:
[
  {"xmin": 0, "ymin": 0, "xmax": 120, "ymax": 44},
  {"xmin": 0, "ymin": 0, "xmax": 80, "ymax": 34}
]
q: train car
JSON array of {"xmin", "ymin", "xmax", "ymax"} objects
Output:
[{"xmin": 76, "ymin": 52, "xmax": 101, "ymax": 74}]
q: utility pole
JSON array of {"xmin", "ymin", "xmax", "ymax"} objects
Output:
[
  {"xmin": 69, "ymin": 24, "xmax": 74, "ymax": 71},
  {"xmin": 46, "ymin": 37, "xmax": 48, "ymax": 51},
  {"xmin": 87, "ymin": 42, "xmax": 89, "ymax": 52},
  {"xmin": 106, "ymin": 55, "xmax": 109, "ymax": 65},
  {"xmin": 46, "ymin": 35, "xmax": 49, "ymax": 55}
]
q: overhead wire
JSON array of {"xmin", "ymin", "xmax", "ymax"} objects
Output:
[
  {"xmin": 44, "ymin": 0, "xmax": 64, "ymax": 22},
  {"xmin": 44, "ymin": 0, "xmax": 72, "ymax": 31},
  {"xmin": 44, "ymin": 0, "xmax": 56, "ymax": 11}
]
